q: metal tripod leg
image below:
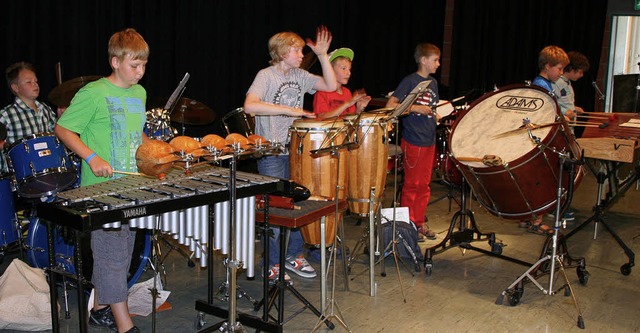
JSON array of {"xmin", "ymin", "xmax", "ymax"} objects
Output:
[{"xmin": 214, "ymin": 258, "xmax": 258, "ymax": 307}]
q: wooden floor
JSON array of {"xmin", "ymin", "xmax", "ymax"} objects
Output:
[{"xmin": 1, "ymin": 159, "xmax": 640, "ymax": 333}]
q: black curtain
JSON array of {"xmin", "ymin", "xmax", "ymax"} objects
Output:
[
  {"xmin": 2, "ymin": 0, "xmax": 607, "ymax": 137},
  {"xmin": 1, "ymin": 0, "xmax": 446, "ymax": 137},
  {"xmin": 450, "ymin": 0, "xmax": 608, "ymax": 112}
]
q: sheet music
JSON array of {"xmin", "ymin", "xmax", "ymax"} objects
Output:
[{"xmin": 387, "ymin": 80, "xmax": 432, "ymax": 118}]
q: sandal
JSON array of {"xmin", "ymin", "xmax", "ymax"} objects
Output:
[
  {"xmin": 418, "ymin": 227, "xmax": 437, "ymax": 240},
  {"xmin": 527, "ymin": 222, "xmax": 554, "ymax": 236}
]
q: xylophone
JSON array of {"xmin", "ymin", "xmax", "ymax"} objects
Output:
[
  {"xmin": 37, "ymin": 164, "xmax": 283, "ymax": 271},
  {"xmin": 576, "ymin": 112, "xmax": 640, "ymax": 163}
]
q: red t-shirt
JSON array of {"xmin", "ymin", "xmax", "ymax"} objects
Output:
[{"xmin": 313, "ymin": 87, "xmax": 355, "ymax": 117}]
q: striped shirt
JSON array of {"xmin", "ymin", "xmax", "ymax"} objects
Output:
[{"xmin": 0, "ymin": 97, "xmax": 57, "ymax": 173}]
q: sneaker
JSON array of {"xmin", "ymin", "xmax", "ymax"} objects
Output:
[
  {"xmin": 417, "ymin": 233, "xmax": 426, "ymax": 243},
  {"xmin": 285, "ymin": 255, "xmax": 317, "ymax": 278},
  {"xmin": 417, "ymin": 226, "xmax": 437, "ymax": 240},
  {"xmin": 563, "ymin": 210, "xmax": 575, "ymax": 221},
  {"xmin": 125, "ymin": 327, "xmax": 141, "ymax": 333},
  {"xmin": 89, "ymin": 306, "xmax": 117, "ymax": 331},
  {"xmin": 265, "ymin": 265, "xmax": 292, "ymax": 285}
]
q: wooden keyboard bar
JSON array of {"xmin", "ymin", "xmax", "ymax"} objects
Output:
[{"xmin": 576, "ymin": 112, "xmax": 640, "ymax": 163}]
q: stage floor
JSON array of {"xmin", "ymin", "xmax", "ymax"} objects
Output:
[{"xmin": 1, "ymin": 159, "xmax": 640, "ymax": 333}]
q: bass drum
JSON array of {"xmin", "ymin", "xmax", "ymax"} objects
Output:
[
  {"xmin": 26, "ymin": 219, "xmax": 151, "ymax": 288},
  {"xmin": 449, "ymin": 84, "xmax": 583, "ymax": 219},
  {"xmin": 0, "ymin": 176, "xmax": 19, "ymax": 247}
]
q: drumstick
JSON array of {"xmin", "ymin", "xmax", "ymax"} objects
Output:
[
  {"xmin": 568, "ymin": 124, "xmax": 600, "ymax": 128},
  {"xmin": 113, "ymin": 170, "xmax": 156, "ymax": 178},
  {"xmin": 455, "ymin": 154, "xmax": 503, "ymax": 167}
]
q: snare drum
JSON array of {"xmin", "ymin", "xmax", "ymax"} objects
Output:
[
  {"xmin": 223, "ymin": 107, "xmax": 255, "ymax": 137},
  {"xmin": 449, "ymin": 84, "xmax": 583, "ymax": 219},
  {"xmin": 344, "ymin": 113, "xmax": 390, "ymax": 216},
  {"xmin": 26, "ymin": 219, "xmax": 150, "ymax": 288},
  {"xmin": 7, "ymin": 133, "xmax": 77, "ymax": 198},
  {"xmin": 289, "ymin": 119, "xmax": 347, "ymax": 245},
  {"xmin": 0, "ymin": 176, "xmax": 19, "ymax": 247}
]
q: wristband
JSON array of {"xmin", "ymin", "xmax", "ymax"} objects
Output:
[{"xmin": 85, "ymin": 152, "xmax": 97, "ymax": 163}]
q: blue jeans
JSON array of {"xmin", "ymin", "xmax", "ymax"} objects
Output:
[{"xmin": 258, "ymin": 155, "xmax": 305, "ymax": 266}]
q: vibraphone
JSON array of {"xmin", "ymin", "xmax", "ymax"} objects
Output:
[
  {"xmin": 37, "ymin": 164, "xmax": 283, "ymax": 333},
  {"xmin": 570, "ymin": 112, "xmax": 640, "ymax": 275}
]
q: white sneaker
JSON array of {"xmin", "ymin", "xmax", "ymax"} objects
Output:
[
  {"xmin": 266, "ymin": 264, "xmax": 292, "ymax": 285},
  {"xmin": 285, "ymin": 255, "xmax": 317, "ymax": 278}
]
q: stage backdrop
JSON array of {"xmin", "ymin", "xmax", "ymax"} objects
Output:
[{"xmin": 1, "ymin": 0, "xmax": 606, "ymax": 137}]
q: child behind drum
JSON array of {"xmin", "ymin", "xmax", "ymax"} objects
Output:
[
  {"xmin": 385, "ymin": 43, "xmax": 442, "ymax": 242},
  {"xmin": 0, "ymin": 62, "xmax": 58, "ymax": 174},
  {"xmin": 313, "ymin": 47, "xmax": 371, "ymax": 119},
  {"xmin": 523, "ymin": 45, "xmax": 569, "ymax": 235},
  {"xmin": 244, "ymin": 26, "xmax": 337, "ymax": 283}
]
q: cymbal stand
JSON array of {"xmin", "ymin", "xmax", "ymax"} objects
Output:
[
  {"xmin": 495, "ymin": 131, "xmax": 585, "ymax": 329},
  {"xmin": 312, "ymin": 146, "xmax": 351, "ymax": 333}
]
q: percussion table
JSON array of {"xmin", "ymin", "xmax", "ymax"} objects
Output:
[{"xmin": 252, "ymin": 199, "xmax": 347, "ymax": 331}]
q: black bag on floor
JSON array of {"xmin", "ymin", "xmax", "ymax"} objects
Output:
[{"xmin": 380, "ymin": 218, "xmax": 424, "ymax": 266}]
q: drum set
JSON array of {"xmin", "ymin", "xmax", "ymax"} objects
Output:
[{"xmin": 0, "ymin": 130, "xmax": 155, "ymax": 288}]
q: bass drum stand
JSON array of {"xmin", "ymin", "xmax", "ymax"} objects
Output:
[
  {"xmin": 495, "ymin": 130, "xmax": 588, "ymax": 329},
  {"xmin": 423, "ymin": 174, "xmax": 504, "ymax": 276}
]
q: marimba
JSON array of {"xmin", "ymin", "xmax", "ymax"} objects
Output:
[
  {"xmin": 569, "ymin": 112, "xmax": 640, "ymax": 275},
  {"xmin": 576, "ymin": 112, "xmax": 640, "ymax": 163}
]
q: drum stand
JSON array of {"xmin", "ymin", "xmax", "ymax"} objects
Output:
[
  {"xmin": 311, "ymin": 148, "xmax": 351, "ymax": 332},
  {"xmin": 349, "ymin": 119, "xmax": 410, "ymax": 302},
  {"xmin": 423, "ymin": 176, "xmax": 504, "ymax": 276},
  {"xmin": 495, "ymin": 134, "xmax": 586, "ymax": 329}
]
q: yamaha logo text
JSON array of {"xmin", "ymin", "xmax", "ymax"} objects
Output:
[{"xmin": 122, "ymin": 207, "xmax": 147, "ymax": 218}]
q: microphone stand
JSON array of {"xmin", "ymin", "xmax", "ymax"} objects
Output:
[{"xmin": 634, "ymin": 62, "xmax": 640, "ymax": 113}]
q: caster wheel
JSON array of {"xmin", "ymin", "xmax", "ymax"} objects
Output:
[
  {"xmin": 491, "ymin": 243, "xmax": 503, "ymax": 255},
  {"xmin": 424, "ymin": 259, "xmax": 433, "ymax": 276},
  {"xmin": 577, "ymin": 267, "xmax": 590, "ymax": 285},
  {"xmin": 507, "ymin": 288, "xmax": 523, "ymax": 306},
  {"xmin": 564, "ymin": 286, "xmax": 571, "ymax": 296},
  {"xmin": 187, "ymin": 260, "xmax": 196, "ymax": 268},
  {"xmin": 620, "ymin": 263, "xmax": 632, "ymax": 276},
  {"xmin": 193, "ymin": 312, "xmax": 206, "ymax": 330}
]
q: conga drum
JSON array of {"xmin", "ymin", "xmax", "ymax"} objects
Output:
[
  {"xmin": 343, "ymin": 113, "xmax": 390, "ymax": 217},
  {"xmin": 449, "ymin": 84, "xmax": 583, "ymax": 219},
  {"xmin": 289, "ymin": 119, "xmax": 347, "ymax": 245}
]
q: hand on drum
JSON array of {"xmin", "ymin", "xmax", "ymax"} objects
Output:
[
  {"xmin": 290, "ymin": 107, "xmax": 316, "ymax": 118},
  {"xmin": 352, "ymin": 89, "xmax": 371, "ymax": 112},
  {"xmin": 306, "ymin": 25, "xmax": 332, "ymax": 56}
]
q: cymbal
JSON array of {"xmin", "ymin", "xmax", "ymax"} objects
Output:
[
  {"xmin": 48, "ymin": 76, "xmax": 102, "ymax": 107},
  {"xmin": 169, "ymin": 97, "xmax": 216, "ymax": 125}
]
